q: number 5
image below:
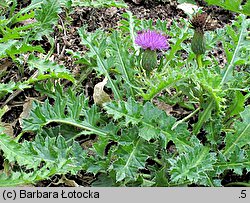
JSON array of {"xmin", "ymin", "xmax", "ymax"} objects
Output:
[{"xmin": 241, "ymin": 190, "xmax": 246, "ymax": 198}]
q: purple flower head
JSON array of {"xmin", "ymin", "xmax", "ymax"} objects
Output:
[{"xmin": 135, "ymin": 30, "xmax": 169, "ymax": 51}]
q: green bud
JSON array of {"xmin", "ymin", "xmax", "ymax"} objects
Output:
[
  {"xmin": 141, "ymin": 49, "xmax": 157, "ymax": 75},
  {"xmin": 191, "ymin": 30, "xmax": 206, "ymax": 55}
]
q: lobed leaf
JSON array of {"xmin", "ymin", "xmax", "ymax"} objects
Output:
[
  {"xmin": 216, "ymin": 147, "xmax": 250, "ymax": 175},
  {"xmin": 71, "ymin": 0, "xmax": 127, "ymax": 8},
  {"xmin": 114, "ymin": 138, "xmax": 155, "ymax": 182},
  {"xmin": 78, "ymin": 27, "xmax": 122, "ymax": 100},
  {"xmin": 34, "ymin": 0, "xmax": 61, "ymax": 40},
  {"xmin": 221, "ymin": 15, "xmax": 249, "ymax": 84},
  {"xmin": 223, "ymin": 106, "xmax": 250, "ymax": 157},
  {"xmin": 204, "ymin": 0, "xmax": 250, "ymax": 16},
  {"xmin": 22, "ymin": 90, "xmax": 105, "ymax": 137},
  {"xmin": 104, "ymin": 98, "xmax": 192, "ymax": 152},
  {"xmin": 27, "ymin": 55, "xmax": 75, "ymax": 82},
  {"xmin": 169, "ymin": 143, "xmax": 216, "ymax": 186},
  {"xmin": 0, "ymin": 133, "xmax": 87, "ymax": 186}
]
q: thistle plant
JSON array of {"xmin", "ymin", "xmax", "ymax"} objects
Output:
[
  {"xmin": 190, "ymin": 13, "xmax": 216, "ymax": 68},
  {"xmin": 135, "ymin": 30, "xmax": 169, "ymax": 75}
]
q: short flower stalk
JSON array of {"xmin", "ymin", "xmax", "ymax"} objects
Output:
[{"xmin": 135, "ymin": 30, "xmax": 169, "ymax": 75}]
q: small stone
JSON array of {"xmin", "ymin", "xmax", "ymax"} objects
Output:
[
  {"xmin": 132, "ymin": 0, "xmax": 143, "ymax": 4},
  {"xmin": 105, "ymin": 7, "xmax": 118, "ymax": 17}
]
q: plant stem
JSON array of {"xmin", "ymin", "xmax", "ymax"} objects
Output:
[
  {"xmin": 193, "ymin": 100, "xmax": 214, "ymax": 135},
  {"xmin": 171, "ymin": 107, "xmax": 200, "ymax": 130},
  {"xmin": 46, "ymin": 119, "xmax": 107, "ymax": 136},
  {"xmin": 66, "ymin": 135, "xmax": 91, "ymax": 144},
  {"xmin": 153, "ymin": 158, "xmax": 163, "ymax": 166},
  {"xmin": 14, "ymin": 132, "xmax": 24, "ymax": 142},
  {"xmin": 168, "ymin": 181, "xmax": 191, "ymax": 187},
  {"xmin": 205, "ymin": 174, "xmax": 214, "ymax": 187},
  {"xmin": 225, "ymin": 182, "xmax": 250, "ymax": 187},
  {"xmin": 196, "ymin": 54, "xmax": 203, "ymax": 69},
  {"xmin": 72, "ymin": 67, "xmax": 92, "ymax": 91}
]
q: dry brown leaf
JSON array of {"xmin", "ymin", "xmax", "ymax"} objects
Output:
[
  {"xmin": 0, "ymin": 105, "xmax": 14, "ymax": 137},
  {"xmin": 1, "ymin": 122, "xmax": 14, "ymax": 137},
  {"xmin": 154, "ymin": 100, "xmax": 173, "ymax": 115},
  {"xmin": 93, "ymin": 77, "xmax": 111, "ymax": 105},
  {"xmin": 54, "ymin": 175, "xmax": 79, "ymax": 187},
  {"xmin": 0, "ymin": 59, "xmax": 12, "ymax": 74},
  {"xmin": 20, "ymin": 18, "xmax": 37, "ymax": 25},
  {"xmin": 19, "ymin": 98, "xmax": 37, "ymax": 128}
]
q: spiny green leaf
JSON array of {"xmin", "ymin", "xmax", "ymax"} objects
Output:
[
  {"xmin": 169, "ymin": 143, "xmax": 216, "ymax": 185},
  {"xmin": 221, "ymin": 15, "xmax": 249, "ymax": 84},
  {"xmin": 226, "ymin": 91, "xmax": 245, "ymax": 118},
  {"xmin": 204, "ymin": 0, "xmax": 250, "ymax": 15},
  {"xmin": 78, "ymin": 27, "xmax": 122, "ymax": 100},
  {"xmin": 243, "ymin": 1, "xmax": 250, "ymax": 15},
  {"xmin": 0, "ymin": 133, "xmax": 86, "ymax": 169},
  {"xmin": 113, "ymin": 131, "xmax": 156, "ymax": 182},
  {"xmin": 110, "ymin": 31, "xmax": 138, "ymax": 97},
  {"xmin": 27, "ymin": 55, "xmax": 75, "ymax": 82},
  {"xmin": 204, "ymin": 118, "xmax": 223, "ymax": 146},
  {"xmin": 104, "ymin": 98, "xmax": 192, "ymax": 151},
  {"xmin": 119, "ymin": 11, "xmax": 139, "ymax": 51},
  {"xmin": 142, "ymin": 71, "xmax": 185, "ymax": 100},
  {"xmin": 34, "ymin": 80, "xmax": 62, "ymax": 99},
  {"xmin": 0, "ymin": 133, "xmax": 38, "ymax": 169},
  {"xmin": 6, "ymin": 44, "xmax": 44, "ymax": 59},
  {"xmin": 153, "ymin": 167, "xmax": 169, "ymax": 186},
  {"xmin": 0, "ymin": 40, "xmax": 17, "ymax": 58},
  {"xmin": 223, "ymin": 106, "xmax": 250, "ymax": 157},
  {"xmin": 22, "ymin": 90, "xmax": 105, "ymax": 136},
  {"xmin": 71, "ymin": 0, "xmax": 127, "ymax": 8},
  {"xmin": 34, "ymin": 0, "xmax": 60, "ymax": 39},
  {"xmin": 216, "ymin": 147, "xmax": 250, "ymax": 175},
  {"xmin": 0, "ymin": 82, "xmax": 32, "ymax": 99},
  {"xmin": 164, "ymin": 18, "xmax": 191, "ymax": 66},
  {"xmin": 12, "ymin": 11, "xmax": 35, "ymax": 24},
  {"xmin": 0, "ymin": 171, "xmax": 39, "ymax": 187},
  {"xmin": 0, "ymin": 82, "xmax": 16, "ymax": 98},
  {"xmin": 0, "ymin": 133, "xmax": 87, "ymax": 186}
]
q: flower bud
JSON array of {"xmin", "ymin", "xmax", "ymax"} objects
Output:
[
  {"xmin": 190, "ymin": 12, "xmax": 216, "ymax": 56},
  {"xmin": 141, "ymin": 49, "xmax": 157, "ymax": 74}
]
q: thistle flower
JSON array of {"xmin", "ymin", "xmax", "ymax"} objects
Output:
[
  {"xmin": 135, "ymin": 30, "xmax": 169, "ymax": 51},
  {"xmin": 135, "ymin": 30, "xmax": 169, "ymax": 74}
]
